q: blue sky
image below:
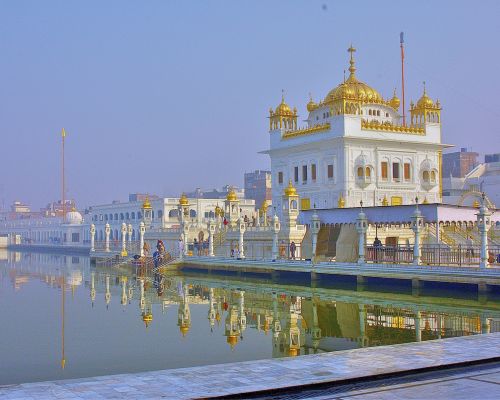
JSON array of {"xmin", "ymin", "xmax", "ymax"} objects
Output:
[{"xmin": 0, "ymin": 0, "xmax": 499, "ymax": 209}]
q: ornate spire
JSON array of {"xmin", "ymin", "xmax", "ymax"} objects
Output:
[{"xmin": 347, "ymin": 44, "xmax": 356, "ymax": 78}]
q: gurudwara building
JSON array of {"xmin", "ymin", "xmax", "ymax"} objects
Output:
[{"xmin": 265, "ymin": 45, "xmax": 448, "ymax": 213}]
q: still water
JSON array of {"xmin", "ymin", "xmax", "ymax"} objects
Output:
[{"xmin": 1, "ymin": 250, "xmax": 499, "ymax": 385}]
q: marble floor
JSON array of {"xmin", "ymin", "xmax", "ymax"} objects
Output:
[
  {"xmin": 0, "ymin": 333, "xmax": 499, "ymax": 399},
  {"xmin": 259, "ymin": 363, "xmax": 500, "ymax": 400}
]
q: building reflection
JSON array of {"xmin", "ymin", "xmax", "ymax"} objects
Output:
[{"xmin": 1, "ymin": 251, "xmax": 499, "ymax": 359}]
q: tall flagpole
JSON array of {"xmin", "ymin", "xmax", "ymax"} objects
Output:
[
  {"xmin": 62, "ymin": 128, "xmax": 66, "ymax": 222},
  {"xmin": 400, "ymin": 32, "xmax": 406, "ymax": 126}
]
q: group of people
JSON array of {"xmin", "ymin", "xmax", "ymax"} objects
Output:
[{"xmin": 278, "ymin": 240, "xmax": 297, "ymax": 259}]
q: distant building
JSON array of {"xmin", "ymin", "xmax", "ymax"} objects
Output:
[
  {"xmin": 40, "ymin": 199, "xmax": 76, "ymax": 217},
  {"xmin": 485, "ymin": 153, "xmax": 500, "ymax": 163},
  {"xmin": 244, "ymin": 170, "xmax": 272, "ymax": 208},
  {"xmin": 185, "ymin": 185, "xmax": 244, "ymax": 200},
  {"xmin": 128, "ymin": 193, "xmax": 160, "ymax": 203},
  {"xmin": 442, "ymin": 148, "xmax": 478, "ymax": 178}
]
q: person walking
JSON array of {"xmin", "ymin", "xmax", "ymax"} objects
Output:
[
  {"xmin": 290, "ymin": 241, "xmax": 297, "ymax": 260},
  {"xmin": 177, "ymin": 238, "xmax": 184, "ymax": 257}
]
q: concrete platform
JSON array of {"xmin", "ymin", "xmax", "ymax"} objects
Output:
[
  {"xmin": 174, "ymin": 256, "xmax": 500, "ymax": 288},
  {"xmin": 1, "ymin": 333, "xmax": 499, "ymax": 399}
]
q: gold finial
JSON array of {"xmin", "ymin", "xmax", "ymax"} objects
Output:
[
  {"xmin": 179, "ymin": 193, "xmax": 189, "ymax": 206},
  {"xmin": 337, "ymin": 194, "xmax": 345, "ymax": 208},
  {"xmin": 284, "ymin": 180, "xmax": 297, "ymax": 197},
  {"xmin": 281, "ymin": 88, "xmax": 285, "ymax": 103},
  {"xmin": 382, "ymin": 195, "xmax": 389, "ymax": 206},
  {"xmin": 423, "ymin": 81, "xmax": 426, "ymax": 95},
  {"xmin": 226, "ymin": 187, "xmax": 238, "ymax": 201},
  {"xmin": 347, "ymin": 44, "xmax": 356, "ymax": 76},
  {"xmin": 142, "ymin": 196, "xmax": 152, "ymax": 210},
  {"xmin": 261, "ymin": 199, "xmax": 269, "ymax": 212}
]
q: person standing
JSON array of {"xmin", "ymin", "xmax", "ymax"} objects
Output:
[
  {"xmin": 178, "ymin": 238, "xmax": 184, "ymax": 257},
  {"xmin": 290, "ymin": 241, "xmax": 296, "ymax": 260}
]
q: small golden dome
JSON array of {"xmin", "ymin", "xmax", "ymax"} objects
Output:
[
  {"xmin": 382, "ymin": 195, "xmax": 389, "ymax": 206},
  {"xmin": 284, "ymin": 180, "xmax": 297, "ymax": 197},
  {"xmin": 179, "ymin": 325, "xmax": 190, "ymax": 336},
  {"xmin": 142, "ymin": 196, "xmax": 152, "ymax": 210},
  {"xmin": 179, "ymin": 193, "xmax": 189, "ymax": 206},
  {"xmin": 227, "ymin": 335, "xmax": 238, "ymax": 349},
  {"xmin": 337, "ymin": 194, "xmax": 345, "ymax": 208},
  {"xmin": 306, "ymin": 94, "xmax": 317, "ymax": 112},
  {"xmin": 389, "ymin": 89, "xmax": 400, "ymax": 110},
  {"xmin": 261, "ymin": 200, "xmax": 269, "ymax": 211},
  {"xmin": 274, "ymin": 95, "xmax": 294, "ymax": 116},
  {"xmin": 473, "ymin": 200, "xmax": 480, "ymax": 208},
  {"xmin": 416, "ymin": 83, "xmax": 434, "ymax": 109},
  {"xmin": 226, "ymin": 188, "xmax": 238, "ymax": 201}
]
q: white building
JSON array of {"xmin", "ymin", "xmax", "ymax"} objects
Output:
[
  {"xmin": 0, "ymin": 209, "xmax": 89, "ymax": 248},
  {"xmin": 264, "ymin": 45, "xmax": 449, "ymax": 214}
]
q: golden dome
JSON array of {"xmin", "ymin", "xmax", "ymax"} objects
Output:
[
  {"xmin": 226, "ymin": 188, "xmax": 238, "ymax": 201},
  {"xmin": 179, "ymin": 193, "xmax": 189, "ymax": 206},
  {"xmin": 274, "ymin": 95, "xmax": 294, "ymax": 116},
  {"xmin": 284, "ymin": 180, "xmax": 297, "ymax": 197},
  {"xmin": 179, "ymin": 325, "xmax": 190, "ymax": 336},
  {"xmin": 306, "ymin": 94, "xmax": 318, "ymax": 112},
  {"xmin": 416, "ymin": 83, "xmax": 435, "ymax": 109},
  {"xmin": 227, "ymin": 335, "xmax": 238, "ymax": 349},
  {"xmin": 325, "ymin": 45, "xmax": 383, "ymax": 105},
  {"xmin": 389, "ymin": 89, "xmax": 400, "ymax": 110},
  {"xmin": 142, "ymin": 196, "xmax": 152, "ymax": 210}
]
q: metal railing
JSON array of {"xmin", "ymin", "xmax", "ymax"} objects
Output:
[
  {"xmin": 93, "ymin": 240, "xmax": 141, "ymax": 253},
  {"xmin": 366, "ymin": 244, "xmax": 500, "ymax": 267}
]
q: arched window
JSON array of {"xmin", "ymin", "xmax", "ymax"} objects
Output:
[
  {"xmin": 152, "ymin": 211, "xmax": 155, "ymax": 219},
  {"xmin": 157, "ymin": 210, "xmax": 163, "ymax": 219},
  {"xmin": 430, "ymin": 171, "xmax": 436, "ymax": 182},
  {"xmin": 169, "ymin": 209, "xmax": 179, "ymax": 218},
  {"xmin": 423, "ymin": 171, "xmax": 430, "ymax": 182},
  {"xmin": 114, "ymin": 213, "xmax": 118, "ymax": 220},
  {"xmin": 137, "ymin": 211, "xmax": 142, "ymax": 219},
  {"xmin": 365, "ymin": 167, "xmax": 371, "ymax": 178},
  {"xmin": 109, "ymin": 214, "xmax": 112, "ymax": 221},
  {"xmin": 131, "ymin": 212, "xmax": 135, "ymax": 220},
  {"xmin": 190, "ymin": 209, "xmax": 197, "ymax": 218},
  {"xmin": 132, "ymin": 229, "xmax": 136, "ymax": 240},
  {"xmin": 120, "ymin": 213, "xmax": 124, "ymax": 220},
  {"xmin": 357, "ymin": 167, "xmax": 364, "ymax": 177},
  {"xmin": 125, "ymin": 212, "xmax": 129, "ymax": 220},
  {"xmin": 114, "ymin": 229, "xmax": 118, "ymax": 240}
]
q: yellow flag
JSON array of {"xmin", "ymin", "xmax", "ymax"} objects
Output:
[{"xmin": 61, "ymin": 128, "xmax": 66, "ymax": 137}]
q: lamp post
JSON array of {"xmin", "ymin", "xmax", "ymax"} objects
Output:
[
  {"xmin": 411, "ymin": 197, "xmax": 424, "ymax": 265},
  {"xmin": 238, "ymin": 217, "xmax": 246, "ymax": 259},
  {"xmin": 355, "ymin": 201, "xmax": 368, "ymax": 265},
  {"xmin": 311, "ymin": 206, "xmax": 320, "ymax": 259},
  {"xmin": 104, "ymin": 223, "xmax": 110, "ymax": 252},
  {"xmin": 271, "ymin": 214, "xmax": 281, "ymax": 260},
  {"xmin": 121, "ymin": 223, "xmax": 128, "ymax": 257},
  {"xmin": 208, "ymin": 218, "xmax": 216, "ymax": 257},
  {"xmin": 90, "ymin": 224, "xmax": 95, "ymax": 252},
  {"xmin": 476, "ymin": 193, "xmax": 492, "ymax": 269},
  {"xmin": 139, "ymin": 221, "xmax": 145, "ymax": 257}
]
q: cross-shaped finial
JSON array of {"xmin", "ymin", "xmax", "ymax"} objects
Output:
[{"xmin": 348, "ymin": 44, "xmax": 356, "ymax": 58}]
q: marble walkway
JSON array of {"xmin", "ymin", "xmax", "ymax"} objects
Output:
[{"xmin": 1, "ymin": 333, "xmax": 499, "ymax": 399}]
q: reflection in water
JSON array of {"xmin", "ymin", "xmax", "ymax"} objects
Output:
[{"xmin": 0, "ymin": 251, "xmax": 499, "ymax": 385}]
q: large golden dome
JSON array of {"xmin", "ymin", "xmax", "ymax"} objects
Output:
[{"xmin": 324, "ymin": 45, "xmax": 383, "ymax": 104}]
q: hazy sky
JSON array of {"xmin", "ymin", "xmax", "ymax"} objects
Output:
[{"xmin": 1, "ymin": 0, "xmax": 499, "ymax": 209}]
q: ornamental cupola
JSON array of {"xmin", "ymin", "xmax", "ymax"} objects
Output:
[
  {"xmin": 389, "ymin": 89, "xmax": 400, "ymax": 111},
  {"xmin": 269, "ymin": 93, "xmax": 298, "ymax": 131},
  {"xmin": 410, "ymin": 82, "xmax": 441, "ymax": 126},
  {"xmin": 306, "ymin": 94, "xmax": 318, "ymax": 112}
]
